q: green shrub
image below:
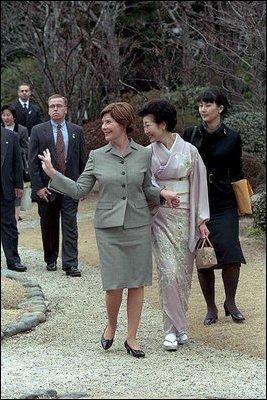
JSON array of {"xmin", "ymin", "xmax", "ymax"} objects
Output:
[
  {"xmin": 169, "ymin": 85, "xmax": 204, "ymax": 118},
  {"xmin": 121, "ymin": 87, "xmax": 202, "ymax": 134},
  {"xmin": 253, "ymin": 191, "xmax": 266, "ymax": 232},
  {"xmin": 242, "ymin": 151, "xmax": 266, "ymax": 193},
  {"xmin": 224, "ymin": 112, "xmax": 266, "ymax": 164},
  {"xmin": 83, "ymin": 119, "xmax": 106, "ymax": 154}
]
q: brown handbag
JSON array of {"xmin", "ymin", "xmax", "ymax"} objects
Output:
[
  {"xmin": 195, "ymin": 237, "xmax": 217, "ymax": 270},
  {"xmin": 231, "ymin": 179, "xmax": 254, "ymax": 215}
]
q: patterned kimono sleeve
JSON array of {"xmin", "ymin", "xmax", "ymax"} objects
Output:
[{"xmin": 188, "ymin": 147, "xmax": 210, "ymax": 252}]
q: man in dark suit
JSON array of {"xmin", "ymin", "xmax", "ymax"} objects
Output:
[
  {"xmin": 1, "ymin": 127, "xmax": 28, "ymax": 272},
  {"xmin": 28, "ymin": 94, "xmax": 87, "ymax": 277},
  {"xmin": 14, "ymin": 83, "xmax": 42, "ymax": 137}
]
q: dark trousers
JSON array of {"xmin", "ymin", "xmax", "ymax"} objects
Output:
[
  {"xmin": 1, "ymin": 197, "xmax": 21, "ymax": 266},
  {"xmin": 37, "ymin": 194, "xmax": 79, "ymax": 268}
]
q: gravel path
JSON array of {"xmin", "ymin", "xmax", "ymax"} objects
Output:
[{"xmin": 1, "ymin": 246, "xmax": 266, "ymax": 399}]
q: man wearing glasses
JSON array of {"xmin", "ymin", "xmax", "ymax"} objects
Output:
[{"xmin": 28, "ymin": 94, "xmax": 87, "ymax": 277}]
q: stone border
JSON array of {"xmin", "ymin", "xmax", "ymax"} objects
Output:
[{"xmin": 1, "ymin": 268, "xmax": 49, "ymax": 340}]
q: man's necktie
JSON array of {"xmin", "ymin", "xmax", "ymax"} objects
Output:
[
  {"xmin": 56, "ymin": 124, "xmax": 66, "ymax": 174},
  {"xmin": 23, "ymin": 103, "xmax": 27, "ymax": 111}
]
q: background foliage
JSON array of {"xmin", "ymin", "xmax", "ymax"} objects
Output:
[
  {"xmin": 1, "ymin": 1, "xmax": 266, "ymax": 230},
  {"xmin": 1, "ymin": 1, "xmax": 266, "ymax": 121},
  {"xmin": 224, "ymin": 112, "xmax": 266, "ymax": 164},
  {"xmin": 253, "ymin": 191, "xmax": 266, "ymax": 233}
]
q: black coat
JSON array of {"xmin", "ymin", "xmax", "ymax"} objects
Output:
[
  {"xmin": 1, "ymin": 127, "xmax": 23, "ymax": 200},
  {"xmin": 14, "ymin": 100, "xmax": 42, "ymax": 136},
  {"xmin": 183, "ymin": 123, "xmax": 244, "ymax": 212},
  {"xmin": 28, "ymin": 120, "xmax": 87, "ymax": 201},
  {"xmin": 1, "ymin": 122, "xmax": 30, "ymax": 182}
]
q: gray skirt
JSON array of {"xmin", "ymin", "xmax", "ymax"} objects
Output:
[{"xmin": 95, "ymin": 225, "xmax": 153, "ymax": 290}]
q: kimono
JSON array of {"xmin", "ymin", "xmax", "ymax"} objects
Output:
[{"xmin": 149, "ymin": 133, "xmax": 210, "ymax": 335}]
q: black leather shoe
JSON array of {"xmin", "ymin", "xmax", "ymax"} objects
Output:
[
  {"xmin": 65, "ymin": 266, "xmax": 81, "ymax": 277},
  {"xmin": 101, "ymin": 327, "xmax": 114, "ymax": 350},
  {"xmin": 7, "ymin": 263, "xmax": 27, "ymax": 272},
  {"xmin": 203, "ymin": 316, "xmax": 218, "ymax": 325},
  {"xmin": 46, "ymin": 263, "xmax": 57, "ymax": 271},
  {"xmin": 224, "ymin": 302, "xmax": 245, "ymax": 322},
  {"xmin": 124, "ymin": 341, "xmax": 145, "ymax": 358}
]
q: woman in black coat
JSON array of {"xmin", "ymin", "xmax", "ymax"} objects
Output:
[
  {"xmin": 1, "ymin": 103, "xmax": 29, "ymax": 223},
  {"xmin": 183, "ymin": 86, "xmax": 246, "ymax": 325}
]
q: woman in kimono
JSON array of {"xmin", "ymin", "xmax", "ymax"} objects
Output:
[{"xmin": 138, "ymin": 99, "xmax": 210, "ymax": 351}]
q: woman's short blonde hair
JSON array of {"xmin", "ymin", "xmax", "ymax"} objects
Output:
[{"xmin": 100, "ymin": 102, "xmax": 136, "ymax": 134}]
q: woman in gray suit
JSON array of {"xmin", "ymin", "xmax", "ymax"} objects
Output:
[{"xmin": 38, "ymin": 102, "xmax": 179, "ymax": 358}]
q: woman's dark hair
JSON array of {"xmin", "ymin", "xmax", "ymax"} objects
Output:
[
  {"xmin": 1, "ymin": 103, "xmax": 17, "ymax": 120},
  {"xmin": 138, "ymin": 99, "xmax": 177, "ymax": 132},
  {"xmin": 197, "ymin": 87, "xmax": 230, "ymax": 115}
]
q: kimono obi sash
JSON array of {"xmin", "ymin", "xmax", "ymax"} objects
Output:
[{"xmin": 159, "ymin": 178, "xmax": 189, "ymax": 208}]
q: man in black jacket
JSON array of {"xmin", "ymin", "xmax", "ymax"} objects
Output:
[
  {"xmin": 13, "ymin": 83, "xmax": 41, "ymax": 137},
  {"xmin": 1, "ymin": 127, "xmax": 28, "ymax": 271}
]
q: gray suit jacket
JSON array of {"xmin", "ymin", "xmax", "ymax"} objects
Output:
[
  {"xmin": 14, "ymin": 123, "xmax": 29, "ymax": 154},
  {"xmin": 49, "ymin": 139, "xmax": 161, "ymax": 229}
]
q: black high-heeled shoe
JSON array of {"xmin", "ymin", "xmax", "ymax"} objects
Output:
[
  {"xmin": 124, "ymin": 341, "xmax": 145, "ymax": 358},
  {"xmin": 223, "ymin": 302, "xmax": 245, "ymax": 322},
  {"xmin": 101, "ymin": 328, "xmax": 114, "ymax": 350},
  {"xmin": 203, "ymin": 316, "xmax": 218, "ymax": 325}
]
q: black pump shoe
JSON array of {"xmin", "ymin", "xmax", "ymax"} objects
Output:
[
  {"xmin": 101, "ymin": 328, "xmax": 114, "ymax": 350},
  {"xmin": 124, "ymin": 341, "xmax": 145, "ymax": 358},
  {"xmin": 203, "ymin": 316, "xmax": 218, "ymax": 325},
  {"xmin": 224, "ymin": 303, "xmax": 245, "ymax": 322}
]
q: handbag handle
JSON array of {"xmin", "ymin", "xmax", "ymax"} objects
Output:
[{"xmin": 196, "ymin": 237, "xmax": 213, "ymax": 250}]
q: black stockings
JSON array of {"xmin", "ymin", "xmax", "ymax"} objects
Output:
[
  {"xmin": 222, "ymin": 263, "xmax": 241, "ymax": 313},
  {"xmin": 197, "ymin": 263, "xmax": 241, "ymax": 318}
]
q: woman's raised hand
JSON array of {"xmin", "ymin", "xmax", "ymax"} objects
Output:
[{"xmin": 38, "ymin": 148, "xmax": 56, "ymax": 178}]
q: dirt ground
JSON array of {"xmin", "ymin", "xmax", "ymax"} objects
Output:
[{"xmin": 2, "ymin": 192, "xmax": 266, "ymax": 359}]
